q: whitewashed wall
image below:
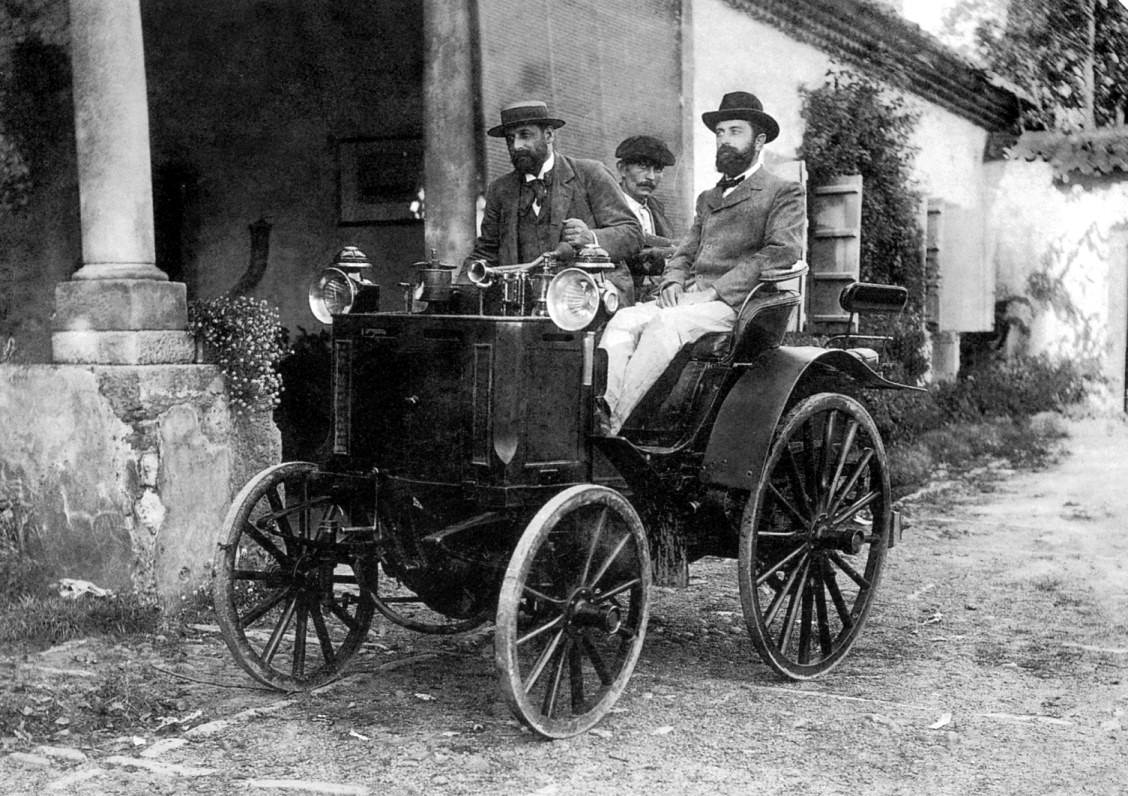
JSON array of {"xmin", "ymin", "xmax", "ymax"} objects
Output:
[
  {"xmin": 689, "ymin": 0, "xmax": 994, "ymax": 332},
  {"xmin": 987, "ymin": 159, "xmax": 1128, "ymax": 405}
]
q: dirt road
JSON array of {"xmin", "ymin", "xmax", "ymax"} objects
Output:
[{"xmin": 2, "ymin": 416, "xmax": 1127, "ymax": 795}]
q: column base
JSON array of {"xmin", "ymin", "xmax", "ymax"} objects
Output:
[
  {"xmin": 54, "ymin": 279, "xmax": 187, "ymax": 332},
  {"xmin": 52, "ymin": 330, "xmax": 195, "ymax": 365}
]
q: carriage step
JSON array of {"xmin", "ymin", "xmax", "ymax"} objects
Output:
[{"xmin": 889, "ymin": 510, "xmax": 903, "ymax": 549}]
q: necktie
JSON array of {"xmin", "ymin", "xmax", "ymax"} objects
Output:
[
  {"xmin": 717, "ymin": 174, "xmax": 745, "ymax": 192},
  {"xmin": 521, "ymin": 178, "xmax": 548, "ymax": 215}
]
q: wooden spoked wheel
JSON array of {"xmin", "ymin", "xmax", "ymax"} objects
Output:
[
  {"xmin": 738, "ymin": 393, "xmax": 890, "ymax": 679},
  {"xmin": 496, "ymin": 485, "xmax": 651, "ymax": 739},
  {"xmin": 213, "ymin": 462, "xmax": 374, "ymax": 690}
]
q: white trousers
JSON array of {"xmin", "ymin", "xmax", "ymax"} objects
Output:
[{"xmin": 599, "ymin": 300, "xmax": 736, "ymax": 432}]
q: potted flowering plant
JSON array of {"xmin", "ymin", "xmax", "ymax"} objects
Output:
[{"xmin": 187, "ymin": 296, "xmax": 288, "ymax": 416}]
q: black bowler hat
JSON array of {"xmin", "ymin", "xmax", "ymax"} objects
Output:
[
  {"xmin": 701, "ymin": 91, "xmax": 779, "ymax": 142},
  {"xmin": 615, "ymin": 135, "xmax": 676, "ymax": 167},
  {"xmin": 487, "ymin": 100, "xmax": 566, "ymax": 137}
]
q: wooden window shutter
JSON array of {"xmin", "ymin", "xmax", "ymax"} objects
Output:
[
  {"xmin": 925, "ymin": 199, "xmax": 942, "ymax": 330},
  {"xmin": 807, "ymin": 175, "xmax": 862, "ymax": 332}
]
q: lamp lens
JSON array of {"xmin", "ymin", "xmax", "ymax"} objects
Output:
[
  {"xmin": 547, "ymin": 268, "xmax": 600, "ymax": 331},
  {"xmin": 308, "ymin": 268, "xmax": 356, "ymax": 323}
]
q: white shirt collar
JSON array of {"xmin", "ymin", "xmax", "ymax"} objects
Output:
[
  {"xmin": 620, "ymin": 188, "xmax": 654, "ymax": 233},
  {"xmin": 721, "ymin": 154, "xmax": 763, "ymax": 195},
  {"xmin": 620, "ymin": 188, "xmax": 646, "ymax": 214}
]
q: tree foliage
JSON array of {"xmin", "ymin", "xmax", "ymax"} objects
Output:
[
  {"xmin": 798, "ymin": 70, "xmax": 928, "ymax": 380},
  {"xmin": 943, "ymin": 0, "xmax": 1128, "ymax": 130}
]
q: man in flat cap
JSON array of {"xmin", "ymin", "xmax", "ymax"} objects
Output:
[
  {"xmin": 463, "ymin": 100, "xmax": 640, "ymax": 297},
  {"xmin": 615, "ymin": 135, "xmax": 679, "ymax": 302},
  {"xmin": 600, "ymin": 91, "xmax": 805, "ymax": 434}
]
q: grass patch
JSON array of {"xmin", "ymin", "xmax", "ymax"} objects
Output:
[
  {"xmin": 0, "ymin": 547, "xmax": 160, "ymax": 649},
  {"xmin": 886, "ymin": 414, "xmax": 1068, "ymax": 495},
  {"xmin": 0, "ymin": 592, "xmax": 160, "ymax": 650}
]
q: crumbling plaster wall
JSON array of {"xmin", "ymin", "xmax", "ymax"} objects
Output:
[
  {"xmin": 986, "ymin": 158, "xmax": 1128, "ymax": 406},
  {"xmin": 0, "ymin": 364, "xmax": 280, "ymax": 610}
]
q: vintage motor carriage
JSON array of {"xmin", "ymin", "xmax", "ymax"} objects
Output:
[{"xmin": 212, "ymin": 244, "xmax": 916, "ymax": 739}]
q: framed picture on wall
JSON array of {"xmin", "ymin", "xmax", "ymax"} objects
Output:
[{"xmin": 337, "ymin": 136, "xmax": 423, "ymax": 225}]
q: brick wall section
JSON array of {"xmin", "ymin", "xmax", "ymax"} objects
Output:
[{"xmin": 477, "ymin": 0, "xmax": 688, "ymax": 232}]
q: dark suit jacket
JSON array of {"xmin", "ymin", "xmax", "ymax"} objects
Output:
[
  {"xmin": 623, "ymin": 193, "xmax": 678, "ymax": 301},
  {"xmin": 467, "ymin": 154, "xmax": 643, "ymax": 270},
  {"xmin": 623, "ymin": 193, "xmax": 677, "ymax": 274},
  {"xmin": 662, "ymin": 167, "xmax": 805, "ymax": 308}
]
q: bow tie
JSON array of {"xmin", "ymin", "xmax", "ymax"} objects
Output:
[
  {"xmin": 520, "ymin": 177, "xmax": 549, "ymax": 215},
  {"xmin": 717, "ymin": 174, "xmax": 745, "ymax": 191}
]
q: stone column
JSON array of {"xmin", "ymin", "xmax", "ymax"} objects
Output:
[
  {"xmin": 52, "ymin": 0, "xmax": 193, "ymax": 364},
  {"xmin": 422, "ymin": 0, "xmax": 479, "ymax": 272}
]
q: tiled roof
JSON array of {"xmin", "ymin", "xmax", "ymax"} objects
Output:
[
  {"xmin": 1008, "ymin": 128, "xmax": 1128, "ymax": 181},
  {"xmin": 723, "ymin": 0, "xmax": 1020, "ymax": 131}
]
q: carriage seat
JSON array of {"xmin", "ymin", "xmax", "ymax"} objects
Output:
[
  {"xmin": 620, "ymin": 262, "xmax": 807, "ymax": 445},
  {"xmin": 686, "ymin": 261, "xmax": 808, "ymax": 363}
]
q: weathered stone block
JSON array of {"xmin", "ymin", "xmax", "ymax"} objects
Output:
[
  {"xmin": 0, "ymin": 363, "xmax": 281, "ymax": 610},
  {"xmin": 53, "ymin": 279, "xmax": 187, "ymax": 331},
  {"xmin": 51, "ymin": 330, "xmax": 195, "ymax": 364}
]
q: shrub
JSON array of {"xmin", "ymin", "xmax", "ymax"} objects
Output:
[
  {"xmin": 799, "ymin": 69, "xmax": 928, "ymax": 382},
  {"xmin": 188, "ymin": 296, "xmax": 288, "ymax": 416},
  {"xmin": 935, "ymin": 355, "xmax": 1095, "ymax": 421}
]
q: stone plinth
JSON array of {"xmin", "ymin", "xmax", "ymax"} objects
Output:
[
  {"xmin": 52, "ymin": 279, "xmax": 194, "ymax": 364},
  {"xmin": 0, "ymin": 363, "xmax": 281, "ymax": 611},
  {"xmin": 52, "ymin": 331, "xmax": 195, "ymax": 365}
]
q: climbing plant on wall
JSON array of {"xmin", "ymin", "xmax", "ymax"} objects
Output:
[{"xmin": 798, "ymin": 69, "xmax": 929, "ymax": 380}]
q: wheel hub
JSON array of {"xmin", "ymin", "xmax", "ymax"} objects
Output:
[
  {"xmin": 810, "ymin": 514, "xmax": 866, "ymax": 554},
  {"xmin": 565, "ymin": 588, "xmax": 622, "ymax": 634}
]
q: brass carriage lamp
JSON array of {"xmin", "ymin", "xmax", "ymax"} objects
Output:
[
  {"xmin": 545, "ymin": 244, "xmax": 621, "ymax": 331},
  {"xmin": 407, "ymin": 249, "xmax": 456, "ymax": 311},
  {"xmin": 307, "ymin": 245, "xmax": 381, "ymax": 324}
]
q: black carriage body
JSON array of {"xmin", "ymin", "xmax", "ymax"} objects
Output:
[{"xmin": 329, "ymin": 312, "xmax": 596, "ymax": 504}]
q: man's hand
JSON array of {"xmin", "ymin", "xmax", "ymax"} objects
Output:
[
  {"xmin": 678, "ymin": 286, "xmax": 719, "ymax": 306},
  {"xmin": 562, "ymin": 218, "xmax": 596, "ymax": 247},
  {"xmin": 657, "ymin": 282, "xmax": 683, "ymax": 308},
  {"xmin": 639, "ymin": 246, "xmax": 675, "ymax": 273}
]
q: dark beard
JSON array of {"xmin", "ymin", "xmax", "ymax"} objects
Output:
[
  {"xmin": 511, "ymin": 150, "xmax": 544, "ymax": 175},
  {"xmin": 715, "ymin": 143, "xmax": 755, "ymax": 177}
]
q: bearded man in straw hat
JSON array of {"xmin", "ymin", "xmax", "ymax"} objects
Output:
[
  {"xmin": 463, "ymin": 100, "xmax": 640, "ymax": 300},
  {"xmin": 598, "ymin": 91, "xmax": 806, "ymax": 434}
]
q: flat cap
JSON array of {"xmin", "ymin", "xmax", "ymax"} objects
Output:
[{"xmin": 615, "ymin": 135, "xmax": 676, "ymax": 167}]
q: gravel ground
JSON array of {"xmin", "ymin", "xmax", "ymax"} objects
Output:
[{"xmin": 2, "ymin": 416, "xmax": 1126, "ymax": 795}]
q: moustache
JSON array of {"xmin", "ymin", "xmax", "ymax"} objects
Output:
[{"xmin": 636, "ymin": 181, "xmax": 656, "ymax": 190}]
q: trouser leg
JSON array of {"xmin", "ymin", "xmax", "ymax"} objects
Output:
[
  {"xmin": 598, "ymin": 302, "xmax": 659, "ymax": 411},
  {"xmin": 610, "ymin": 301, "xmax": 736, "ymax": 432}
]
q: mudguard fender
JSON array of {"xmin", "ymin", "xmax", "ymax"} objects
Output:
[{"xmin": 700, "ymin": 346, "xmax": 915, "ymax": 490}]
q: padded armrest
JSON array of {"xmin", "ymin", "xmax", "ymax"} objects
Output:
[{"xmin": 759, "ymin": 260, "xmax": 809, "ymax": 283}]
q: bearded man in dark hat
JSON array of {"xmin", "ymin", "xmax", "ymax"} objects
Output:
[
  {"xmin": 599, "ymin": 91, "xmax": 806, "ymax": 434},
  {"xmin": 463, "ymin": 100, "xmax": 640, "ymax": 298},
  {"xmin": 614, "ymin": 135, "xmax": 680, "ymax": 302}
]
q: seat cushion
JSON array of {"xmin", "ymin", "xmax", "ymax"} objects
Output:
[{"xmin": 689, "ymin": 332, "xmax": 733, "ymax": 361}]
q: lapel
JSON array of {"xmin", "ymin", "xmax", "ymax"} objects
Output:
[
  {"xmin": 547, "ymin": 154, "xmax": 576, "ymax": 245},
  {"xmin": 704, "ymin": 168, "xmax": 766, "ymax": 214},
  {"xmin": 500, "ymin": 171, "xmax": 523, "ymax": 265}
]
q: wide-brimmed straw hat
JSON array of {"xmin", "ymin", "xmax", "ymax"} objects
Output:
[
  {"xmin": 701, "ymin": 91, "xmax": 779, "ymax": 142},
  {"xmin": 487, "ymin": 100, "xmax": 566, "ymax": 137}
]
